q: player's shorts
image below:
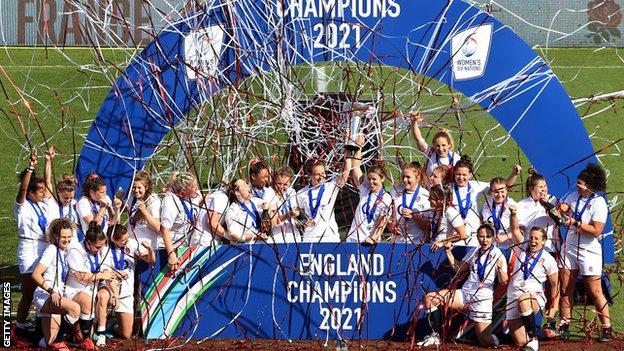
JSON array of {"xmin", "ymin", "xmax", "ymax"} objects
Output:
[
  {"xmin": 33, "ymin": 288, "xmax": 51, "ymax": 317},
  {"xmin": 114, "ymin": 294, "xmax": 134, "ymax": 314},
  {"xmin": 505, "ymin": 290, "xmax": 546, "ymax": 320},
  {"xmin": 17, "ymin": 242, "xmax": 46, "ymax": 274},
  {"xmin": 561, "ymin": 243, "xmax": 602, "ymax": 276},
  {"xmin": 457, "ymin": 289, "xmax": 493, "ymax": 324},
  {"xmin": 65, "ymin": 284, "xmax": 96, "ymax": 307}
]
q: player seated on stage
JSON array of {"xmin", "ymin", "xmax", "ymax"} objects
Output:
[{"xmin": 417, "ymin": 223, "xmax": 508, "ymax": 347}]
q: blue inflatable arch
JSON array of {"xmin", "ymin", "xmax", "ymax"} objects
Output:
[{"xmin": 76, "ymin": 0, "xmax": 613, "ymax": 261}]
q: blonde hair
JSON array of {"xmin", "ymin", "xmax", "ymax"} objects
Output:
[
  {"xmin": 169, "ymin": 172, "xmax": 197, "ymax": 193},
  {"xmin": 432, "ymin": 129, "xmax": 455, "ymax": 151}
]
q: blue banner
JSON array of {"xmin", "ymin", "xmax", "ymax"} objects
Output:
[{"xmin": 139, "ymin": 243, "xmax": 478, "ymax": 340}]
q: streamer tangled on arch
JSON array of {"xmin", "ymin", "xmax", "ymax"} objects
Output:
[{"xmin": 2, "ymin": 0, "xmax": 624, "ymax": 347}]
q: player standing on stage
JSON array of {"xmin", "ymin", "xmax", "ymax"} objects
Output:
[
  {"xmin": 417, "ymin": 224, "xmax": 507, "ymax": 347},
  {"xmin": 126, "ymin": 171, "xmax": 161, "ymax": 250},
  {"xmin": 76, "ymin": 173, "xmax": 121, "ymax": 236},
  {"xmin": 263, "ymin": 167, "xmax": 300, "ymax": 243},
  {"xmin": 558, "ymin": 163, "xmax": 612, "ymax": 342},
  {"xmin": 389, "ymin": 161, "xmax": 430, "ymax": 244},
  {"xmin": 43, "ymin": 147, "xmax": 80, "ymax": 240},
  {"xmin": 481, "ymin": 177, "xmax": 518, "ymax": 249},
  {"xmin": 249, "ymin": 159, "xmax": 271, "ymax": 199},
  {"xmin": 411, "ymin": 112, "xmax": 460, "ymax": 176},
  {"xmin": 15, "ymin": 153, "xmax": 50, "ymax": 336},
  {"xmin": 225, "ymin": 179, "xmax": 270, "ymax": 243},
  {"xmin": 412, "ymin": 184, "xmax": 466, "ymax": 249},
  {"xmin": 296, "ymin": 149, "xmax": 353, "ymax": 243}
]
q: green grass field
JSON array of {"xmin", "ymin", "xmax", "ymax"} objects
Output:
[{"xmin": 0, "ymin": 47, "xmax": 623, "ymax": 332}]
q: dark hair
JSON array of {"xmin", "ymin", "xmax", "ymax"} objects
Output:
[
  {"xmin": 108, "ymin": 225, "xmax": 128, "ymax": 242},
  {"xmin": 529, "ymin": 226, "xmax": 547, "ymax": 241},
  {"xmin": 19, "ymin": 168, "xmax": 45, "ymax": 195},
  {"xmin": 248, "ymin": 159, "xmax": 269, "ymax": 177},
  {"xmin": 578, "ymin": 163, "xmax": 607, "ymax": 193},
  {"xmin": 83, "ymin": 172, "xmax": 106, "ymax": 197},
  {"xmin": 477, "ymin": 223, "xmax": 495, "ymax": 237},
  {"xmin": 85, "ymin": 220, "xmax": 106, "ymax": 244},
  {"xmin": 47, "ymin": 218, "xmax": 75, "ymax": 245},
  {"xmin": 366, "ymin": 164, "xmax": 386, "ymax": 179},
  {"xmin": 56, "ymin": 179, "xmax": 76, "ymax": 194},
  {"xmin": 525, "ymin": 167, "xmax": 546, "ymax": 197},
  {"xmin": 306, "ymin": 159, "xmax": 326, "ymax": 174},
  {"xmin": 226, "ymin": 178, "xmax": 245, "ymax": 203},
  {"xmin": 429, "ymin": 184, "xmax": 452, "ymax": 205},
  {"xmin": 453, "ymin": 155, "xmax": 473, "ymax": 174}
]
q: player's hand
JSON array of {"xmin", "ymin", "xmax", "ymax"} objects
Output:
[
  {"xmin": 508, "ymin": 204, "xmax": 517, "ymax": 215},
  {"xmin": 512, "ymin": 164, "xmax": 522, "ymax": 175},
  {"xmin": 400, "ymin": 208, "xmax": 412, "ymax": 218},
  {"xmin": 168, "ymin": 251, "xmax": 180, "ymax": 271},
  {"xmin": 51, "ymin": 291, "xmax": 61, "ymax": 307},
  {"xmin": 110, "ymin": 296, "xmax": 119, "ymax": 308},
  {"xmin": 45, "ymin": 146, "xmax": 56, "ymax": 161},
  {"xmin": 443, "ymin": 241, "xmax": 453, "ymax": 252},
  {"xmin": 29, "ymin": 153, "xmax": 39, "ymax": 168},
  {"xmin": 98, "ymin": 270, "xmax": 115, "ymax": 281},
  {"xmin": 431, "ymin": 241, "xmax": 445, "ymax": 252}
]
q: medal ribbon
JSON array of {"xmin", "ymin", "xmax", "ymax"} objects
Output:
[
  {"xmin": 573, "ymin": 194, "xmax": 595, "ymax": 222},
  {"xmin": 27, "ymin": 198, "xmax": 47, "ymax": 234},
  {"xmin": 111, "ymin": 246, "xmax": 126, "ymax": 270},
  {"xmin": 476, "ymin": 245, "xmax": 495, "ymax": 282},
  {"xmin": 454, "ymin": 183, "xmax": 472, "ymax": 219},
  {"xmin": 364, "ymin": 189, "xmax": 385, "ymax": 223},
  {"xmin": 522, "ymin": 249, "xmax": 543, "ymax": 281},
  {"xmin": 308, "ymin": 184, "xmax": 325, "ymax": 219},
  {"xmin": 240, "ymin": 201, "xmax": 260, "ymax": 229},
  {"xmin": 398, "ymin": 186, "xmax": 420, "ymax": 212},
  {"xmin": 490, "ymin": 200, "xmax": 505, "ymax": 233}
]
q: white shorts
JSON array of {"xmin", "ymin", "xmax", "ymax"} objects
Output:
[
  {"xmin": 457, "ymin": 289, "xmax": 493, "ymax": 324},
  {"xmin": 505, "ymin": 290, "xmax": 546, "ymax": 320},
  {"xmin": 65, "ymin": 284, "xmax": 96, "ymax": 304},
  {"xmin": 562, "ymin": 243, "xmax": 602, "ymax": 276},
  {"xmin": 114, "ymin": 294, "xmax": 134, "ymax": 314},
  {"xmin": 33, "ymin": 288, "xmax": 51, "ymax": 317},
  {"xmin": 17, "ymin": 242, "xmax": 47, "ymax": 274}
]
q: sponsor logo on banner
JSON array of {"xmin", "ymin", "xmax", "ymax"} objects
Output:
[
  {"xmin": 451, "ymin": 24, "xmax": 493, "ymax": 81},
  {"xmin": 184, "ymin": 26, "xmax": 225, "ymax": 80}
]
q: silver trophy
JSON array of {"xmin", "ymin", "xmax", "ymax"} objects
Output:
[{"xmin": 344, "ymin": 102, "xmax": 367, "ymax": 151}]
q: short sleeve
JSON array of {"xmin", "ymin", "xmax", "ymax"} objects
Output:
[
  {"xmin": 147, "ymin": 195, "xmax": 162, "ymax": 220},
  {"xmin": 591, "ymin": 197, "xmax": 608, "ymax": 224},
  {"xmin": 75, "ymin": 198, "xmax": 91, "ymax": 221},
  {"xmin": 160, "ymin": 195, "xmax": 178, "ymax": 229},
  {"xmin": 38, "ymin": 245, "xmax": 56, "ymax": 268},
  {"xmin": 67, "ymin": 246, "xmax": 87, "ymax": 273},
  {"xmin": 447, "ymin": 207, "xmax": 465, "ymax": 229}
]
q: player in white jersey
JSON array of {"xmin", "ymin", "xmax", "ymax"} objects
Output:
[
  {"xmin": 481, "ymin": 177, "xmax": 518, "ymax": 249},
  {"xmin": 249, "ymin": 159, "xmax": 271, "ymax": 199},
  {"xmin": 43, "ymin": 147, "xmax": 81, "ymax": 241},
  {"xmin": 506, "ymin": 205, "xmax": 559, "ymax": 351},
  {"xmin": 31, "ymin": 218, "xmax": 81, "ymax": 350},
  {"xmin": 14, "ymin": 153, "xmax": 51, "ymax": 334},
  {"xmin": 412, "ymin": 185, "xmax": 467, "ymax": 251},
  {"xmin": 126, "ymin": 171, "xmax": 162, "ymax": 250},
  {"xmin": 161, "ymin": 172, "xmax": 206, "ymax": 271},
  {"xmin": 66, "ymin": 220, "xmax": 116, "ymax": 350},
  {"xmin": 296, "ymin": 152, "xmax": 353, "ymax": 243},
  {"xmin": 388, "ymin": 161, "xmax": 430, "ymax": 244},
  {"xmin": 201, "ymin": 188, "xmax": 230, "ymax": 244},
  {"xmin": 417, "ymin": 224, "xmax": 508, "ymax": 347},
  {"xmin": 225, "ymin": 179, "xmax": 270, "ymax": 243},
  {"xmin": 517, "ymin": 168, "xmax": 560, "ymax": 253},
  {"xmin": 262, "ymin": 167, "xmax": 300, "ymax": 243},
  {"xmin": 346, "ymin": 160, "xmax": 393, "ymax": 244},
  {"xmin": 410, "ymin": 111, "xmax": 460, "ymax": 176},
  {"xmin": 557, "ymin": 163, "xmax": 612, "ymax": 342},
  {"xmin": 76, "ymin": 172, "xmax": 121, "ymax": 237},
  {"xmin": 451, "ymin": 155, "xmax": 521, "ymax": 246},
  {"xmin": 93, "ymin": 225, "xmax": 155, "ymax": 346}
]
